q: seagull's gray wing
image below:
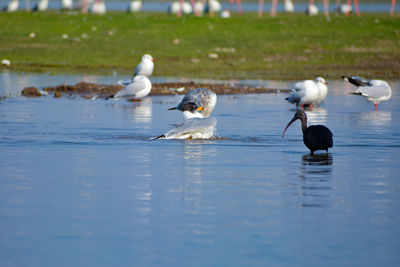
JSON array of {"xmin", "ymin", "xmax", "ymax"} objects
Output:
[
  {"xmin": 357, "ymin": 80, "xmax": 391, "ymax": 99},
  {"xmin": 114, "ymin": 79, "xmax": 147, "ymax": 98},
  {"xmin": 164, "ymin": 117, "xmax": 217, "ymax": 139}
]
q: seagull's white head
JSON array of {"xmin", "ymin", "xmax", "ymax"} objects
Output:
[
  {"xmin": 142, "ymin": 54, "xmax": 154, "ymax": 61},
  {"xmin": 315, "ymin": 77, "xmax": 328, "ymax": 85}
]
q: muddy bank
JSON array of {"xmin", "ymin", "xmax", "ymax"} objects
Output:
[{"xmin": 22, "ymin": 81, "xmax": 290, "ymax": 99}]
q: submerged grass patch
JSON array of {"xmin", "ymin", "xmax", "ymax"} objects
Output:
[{"xmin": 0, "ymin": 11, "xmax": 399, "ymax": 79}]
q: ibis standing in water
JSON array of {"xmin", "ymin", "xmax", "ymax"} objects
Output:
[{"xmin": 282, "ymin": 110, "xmax": 333, "ymax": 155}]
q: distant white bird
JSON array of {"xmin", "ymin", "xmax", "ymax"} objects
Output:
[
  {"xmin": 168, "ymin": 1, "xmax": 180, "ymax": 14},
  {"xmin": 204, "ymin": 0, "xmax": 221, "ymax": 14},
  {"xmin": 1, "ymin": 59, "xmax": 11, "ymax": 66},
  {"xmin": 194, "ymin": 1, "xmax": 204, "ymax": 15},
  {"xmin": 284, "ymin": 0, "xmax": 294, "ymax": 12},
  {"xmin": 182, "ymin": 1, "xmax": 192, "ymax": 13},
  {"xmin": 168, "ymin": 88, "xmax": 217, "ymax": 118},
  {"xmin": 62, "ymin": 0, "xmax": 73, "ymax": 10},
  {"xmin": 32, "ymin": 0, "xmax": 48, "ymax": 11},
  {"xmin": 156, "ymin": 102, "xmax": 217, "ymax": 140},
  {"xmin": 306, "ymin": 4, "xmax": 319, "ymax": 15},
  {"xmin": 220, "ymin": 9, "xmax": 231, "ymax": 18},
  {"xmin": 90, "ymin": 0, "xmax": 106, "ymax": 14},
  {"xmin": 3, "ymin": 0, "xmax": 19, "ymax": 12},
  {"xmin": 127, "ymin": 0, "xmax": 142, "ymax": 12},
  {"xmin": 342, "ymin": 76, "xmax": 392, "ymax": 111},
  {"xmin": 132, "ymin": 54, "xmax": 154, "ymax": 79},
  {"xmin": 286, "ymin": 77, "xmax": 327, "ymax": 107},
  {"xmin": 114, "ymin": 75, "xmax": 152, "ymax": 101},
  {"xmin": 168, "ymin": 1, "xmax": 192, "ymax": 15},
  {"xmin": 338, "ymin": 3, "xmax": 352, "ymax": 14}
]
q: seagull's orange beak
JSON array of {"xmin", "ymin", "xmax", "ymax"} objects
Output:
[{"xmin": 197, "ymin": 106, "xmax": 203, "ymax": 111}]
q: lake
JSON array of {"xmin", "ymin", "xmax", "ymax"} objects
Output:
[{"xmin": 0, "ymin": 72, "xmax": 399, "ymax": 266}]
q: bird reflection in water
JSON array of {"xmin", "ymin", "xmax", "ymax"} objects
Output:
[
  {"xmin": 305, "ymin": 108, "xmax": 327, "ymax": 125},
  {"xmin": 298, "ymin": 154, "xmax": 333, "ymax": 208},
  {"xmin": 181, "ymin": 142, "xmax": 217, "ymax": 213},
  {"xmin": 352, "ymin": 111, "xmax": 392, "ymax": 127},
  {"xmin": 131, "ymin": 97, "xmax": 153, "ymax": 124}
]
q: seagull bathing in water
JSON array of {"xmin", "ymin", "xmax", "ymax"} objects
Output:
[
  {"xmin": 342, "ymin": 75, "xmax": 392, "ymax": 111},
  {"xmin": 156, "ymin": 102, "xmax": 217, "ymax": 140},
  {"xmin": 168, "ymin": 88, "xmax": 217, "ymax": 118}
]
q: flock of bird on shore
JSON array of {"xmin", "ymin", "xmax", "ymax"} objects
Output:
[
  {"xmin": 109, "ymin": 53, "xmax": 392, "ymax": 155},
  {"xmin": 2, "ymin": 0, "xmax": 398, "ymax": 16}
]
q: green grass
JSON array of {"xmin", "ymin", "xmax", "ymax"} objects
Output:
[{"xmin": 0, "ymin": 11, "xmax": 399, "ymax": 79}]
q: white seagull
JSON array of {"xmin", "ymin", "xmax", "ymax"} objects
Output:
[
  {"xmin": 306, "ymin": 4, "xmax": 319, "ymax": 15},
  {"xmin": 114, "ymin": 75, "xmax": 152, "ymax": 102},
  {"xmin": 90, "ymin": 0, "xmax": 106, "ymax": 14},
  {"xmin": 62, "ymin": 0, "xmax": 73, "ymax": 10},
  {"xmin": 33, "ymin": 0, "xmax": 48, "ymax": 11},
  {"xmin": 132, "ymin": 54, "xmax": 154, "ymax": 79},
  {"xmin": 168, "ymin": 88, "xmax": 217, "ymax": 118},
  {"xmin": 127, "ymin": 0, "xmax": 142, "ymax": 12},
  {"xmin": 342, "ymin": 75, "xmax": 392, "ymax": 111},
  {"xmin": 286, "ymin": 77, "xmax": 327, "ymax": 107},
  {"xmin": 3, "ymin": 0, "xmax": 19, "ymax": 12},
  {"xmin": 156, "ymin": 102, "xmax": 217, "ymax": 140}
]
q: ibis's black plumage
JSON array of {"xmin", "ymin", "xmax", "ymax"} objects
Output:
[{"xmin": 282, "ymin": 110, "xmax": 333, "ymax": 155}]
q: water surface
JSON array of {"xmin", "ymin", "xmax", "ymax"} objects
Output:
[{"xmin": 0, "ymin": 74, "xmax": 399, "ymax": 266}]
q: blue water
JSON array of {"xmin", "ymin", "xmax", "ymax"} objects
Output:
[
  {"xmin": 0, "ymin": 73, "xmax": 400, "ymax": 266},
  {"xmin": 0, "ymin": 0, "xmax": 396, "ymax": 13}
]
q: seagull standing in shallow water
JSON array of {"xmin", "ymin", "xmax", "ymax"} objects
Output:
[
  {"xmin": 342, "ymin": 75, "xmax": 392, "ymax": 111},
  {"xmin": 286, "ymin": 77, "xmax": 327, "ymax": 108},
  {"xmin": 114, "ymin": 75, "xmax": 152, "ymax": 104}
]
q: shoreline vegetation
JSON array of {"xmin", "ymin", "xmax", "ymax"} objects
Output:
[{"xmin": 1, "ymin": 11, "xmax": 399, "ymax": 81}]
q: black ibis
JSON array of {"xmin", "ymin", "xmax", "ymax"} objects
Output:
[{"xmin": 282, "ymin": 110, "xmax": 333, "ymax": 155}]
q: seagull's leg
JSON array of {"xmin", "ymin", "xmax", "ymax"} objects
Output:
[
  {"xmin": 390, "ymin": 0, "xmax": 395, "ymax": 15},
  {"xmin": 270, "ymin": 0, "xmax": 277, "ymax": 16},
  {"xmin": 345, "ymin": 0, "xmax": 351, "ymax": 15},
  {"xmin": 237, "ymin": 0, "xmax": 242, "ymax": 14},
  {"xmin": 353, "ymin": 0, "xmax": 360, "ymax": 16},
  {"xmin": 301, "ymin": 103, "xmax": 304, "ymax": 109},
  {"xmin": 375, "ymin": 102, "xmax": 377, "ymax": 112},
  {"xmin": 190, "ymin": 0, "xmax": 198, "ymax": 15},
  {"xmin": 177, "ymin": 0, "xmax": 184, "ymax": 17},
  {"xmin": 259, "ymin": 0, "xmax": 264, "ymax": 17},
  {"xmin": 323, "ymin": 0, "xmax": 329, "ymax": 16}
]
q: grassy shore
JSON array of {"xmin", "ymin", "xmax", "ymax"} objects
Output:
[{"xmin": 0, "ymin": 11, "xmax": 399, "ymax": 79}]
